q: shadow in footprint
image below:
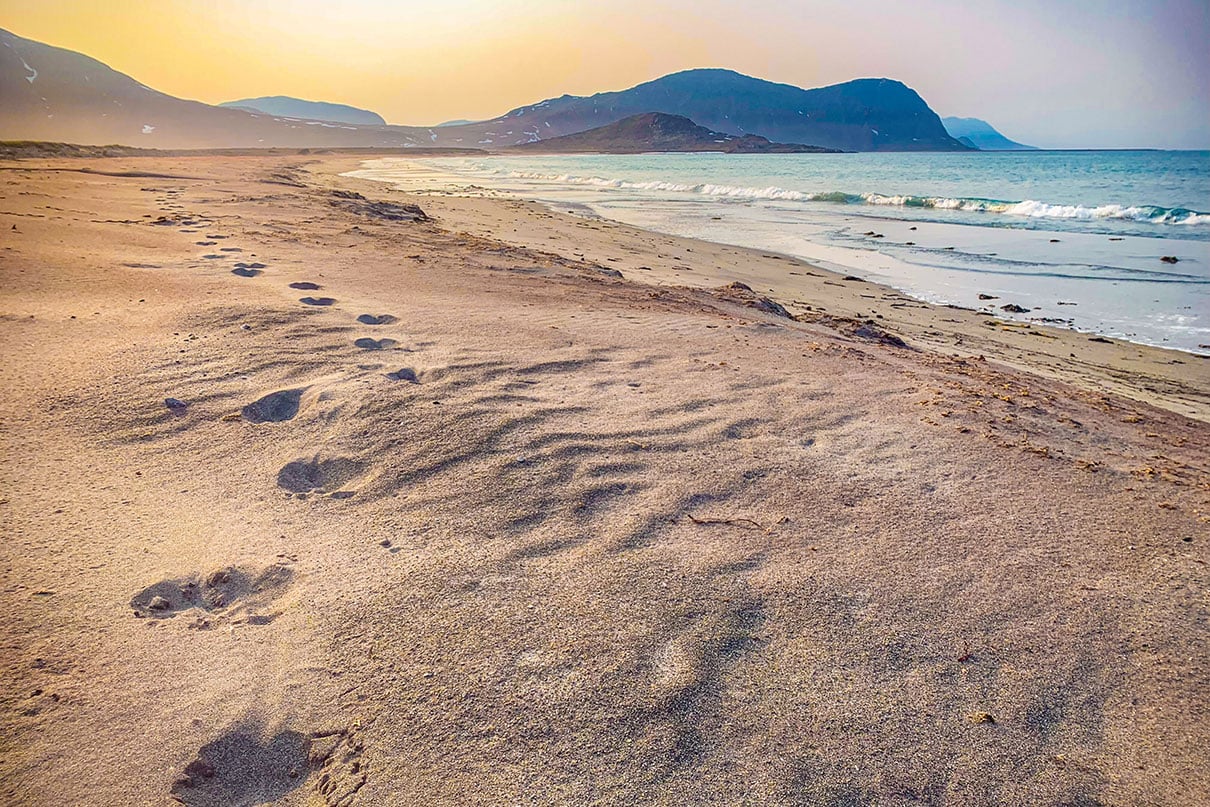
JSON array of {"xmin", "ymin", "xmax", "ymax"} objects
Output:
[
  {"xmin": 171, "ymin": 727, "xmax": 310, "ymax": 807},
  {"xmin": 385, "ymin": 368, "xmax": 419, "ymax": 383},
  {"xmin": 277, "ymin": 456, "xmax": 365, "ymax": 494},
  {"xmin": 354, "ymin": 337, "xmax": 397, "ymax": 350},
  {"xmin": 130, "ymin": 564, "xmax": 293, "ymax": 620},
  {"xmin": 288, "ymin": 282, "xmax": 321, "ymax": 290},
  {"xmin": 356, "ymin": 314, "xmax": 397, "ymax": 326},
  {"xmin": 300, "ymin": 297, "xmax": 336, "ymax": 306},
  {"xmin": 129, "ymin": 577, "xmax": 204, "ymax": 617},
  {"xmin": 242, "ymin": 389, "xmax": 304, "ymax": 423},
  {"xmin": 232, "ymin": 268, "xmax": 262, "ymax": 278}
]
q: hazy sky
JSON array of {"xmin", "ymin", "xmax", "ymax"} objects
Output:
[{"xmin": 3, "ymin": 0, "xmax": 1208, "ymax": 148}]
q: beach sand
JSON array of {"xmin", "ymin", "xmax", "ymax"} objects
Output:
[{"xmin": 1, "ymin": 154, "xmax": 1207, "ymax": 806}]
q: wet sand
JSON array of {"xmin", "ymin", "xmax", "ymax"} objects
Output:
[{"xmin": 1, "ymin": 154, "xmax": 1207, "ymax": 806}]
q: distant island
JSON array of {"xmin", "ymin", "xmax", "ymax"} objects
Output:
[
  {"xmin": 942, "ymin": 117, "xmax": 1036, "ymax": 150},
  {"xmin": 496, "ymin": 69, "xmax": 967, "ymax": 153},
  {"xmin": 510, "ymin": 113, "xmax": 843, "ymax": 154},
  {"xmin": 219, "ymin": 96, "xmax": 387, "ymax": 126}
]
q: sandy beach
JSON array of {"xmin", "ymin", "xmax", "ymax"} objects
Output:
[{"xmin": 1, "ymin": 153, "xmax": 1208, "ymax": 806}]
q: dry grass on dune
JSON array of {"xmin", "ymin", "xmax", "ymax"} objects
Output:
[{"xmin": 0, "ymin": 157, "xmax": 1207, "ymax": 806}]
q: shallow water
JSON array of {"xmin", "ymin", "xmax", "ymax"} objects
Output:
[{"xmin": 348, "ymin": 151, "xmax": 1210, "ymax": 353}]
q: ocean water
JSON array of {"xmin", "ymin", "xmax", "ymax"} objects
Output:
[{"xmin": 348, "ymin": 150, "xmax": 1210, "ymax": 353}]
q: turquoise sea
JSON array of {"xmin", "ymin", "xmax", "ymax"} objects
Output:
[{"xmin": 350, "ymin": 150, "xmax": 1210, "ymax": 353}]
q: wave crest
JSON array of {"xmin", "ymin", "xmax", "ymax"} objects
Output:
[{"xmin": 495, "ymin": 169, "xmax": 1209, "ymax": 225}]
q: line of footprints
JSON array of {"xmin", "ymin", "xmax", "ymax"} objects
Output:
[
  {"xmin": 192, "ymin": 232, "xmax": 418, "ymax": 369},
  {"xmin": 162, "ymin": 235, "xmax": 422, "ymax": 499},
  {"xmin": 145, "ymin": 195, "xmax": 374, "ymax": 806},
  {"xmin": 159, "ymin": 191, "xmax": 406, "ymax": 358}
]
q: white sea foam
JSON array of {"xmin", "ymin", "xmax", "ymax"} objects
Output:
[
  {"xmin": 1004, "ymin": 200, "xmax": 1208, "ymax": 224},
  {"xmin": 494, "ymin": 169, "xmax": 1209, "ymax": 225},
  {"xmin": 501, "ymin": 170, "xmax": 813, "ymax": 200}
]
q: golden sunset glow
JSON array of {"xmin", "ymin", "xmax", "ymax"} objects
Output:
[{"xmin": 2, "ymin": 1, "xmax": 754, "ymax": 125}]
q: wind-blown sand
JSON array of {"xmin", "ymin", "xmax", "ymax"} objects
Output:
[{"xmin": 1, "ymin": 154, "xmax": 1207, "ymax": 806}]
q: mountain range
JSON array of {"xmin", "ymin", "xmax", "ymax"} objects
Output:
[
  {"xmin": 0, "ymin": 27, "xmax": 410, "ymax": 149},
  {"xmin": 493, "ymin": 69, "xmax": 965, "ymax": 152},
  {"xmin": 2, "ymin": 27, "xmax": 968, "ymax": 152}
]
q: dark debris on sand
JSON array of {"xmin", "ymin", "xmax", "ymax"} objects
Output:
[
  {"xmin": 715, "ymin": 282, "xmax": 794, "ymax": 319},
  {"xmin": 329, "ymin": 190, "xmax": 428, "ymax": 223},
  {"xmin": 852, "ymin": 323, "xmax": 909, "ymax": 348}
]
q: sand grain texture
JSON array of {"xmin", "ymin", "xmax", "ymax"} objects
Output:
[{"xmin": 0, "ymin": 155, "xmax": 1207, "ymax": 806}]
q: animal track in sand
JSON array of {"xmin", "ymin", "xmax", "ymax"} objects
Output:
[
  {"xmin": 356, "ymin": 314, "xmax": 397, "ymax": 326},
  {"xmin": 277, "ymin": 456, "xmax": 366, "ymax": 495},
  {"xmin": 354, "ymin": 337, "xmax": 398, "ymax": 350},
  {"xmin": 242, "ymin": 388, "xmax": 305, "ymax": 423},
  {"xmin": 229, "ymin": 261, "xmax": 269, "ymax": 276},
  {"xmin": 129, "ymin": 563, "xmax": 293, "ymax": 625},
  {"xmin": 289, "ymin": 282, "xmax": 321, "ymax": 290},
  {"xmin": 171, "ymin": 726, "xmax": 310, "ymax": 806},
  {"xmin": 300, "ymin": 297, "xmax": 337, "ymax": 306}
]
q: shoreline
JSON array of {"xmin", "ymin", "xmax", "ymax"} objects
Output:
[
  {"xmin": 341, "ymin": 155, "xmax": 1210, "ymax": 356},
  {"xmin": 327, "ymin": 155, "xmax": 1210, "ymax": 422}
]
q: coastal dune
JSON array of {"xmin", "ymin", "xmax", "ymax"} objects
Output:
[{"xmin": 1, "ymin": 155, "xmax": 1207, "ymax": 806}]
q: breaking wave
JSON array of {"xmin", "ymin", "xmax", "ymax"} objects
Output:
[{"xmin": 497, "ymin": 169, "xmax": 1210, "ymax": 225}]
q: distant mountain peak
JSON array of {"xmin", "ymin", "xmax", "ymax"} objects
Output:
[
  {"xmin": 218, "ymin": 96, "xmax": 386, "ymax": 126},
  {"xmin": 942, "ymin": 117, "xmax": 1036, "ymax": 150}
]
